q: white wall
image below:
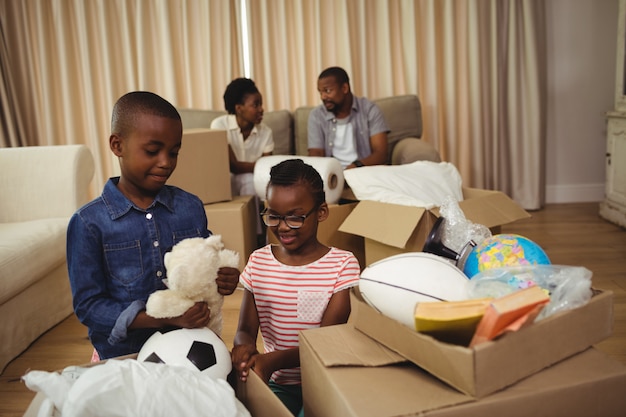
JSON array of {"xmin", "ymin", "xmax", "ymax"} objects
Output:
[{"xmin": 545, "ymin": 0, "xmax": 618, "ymax": 203}]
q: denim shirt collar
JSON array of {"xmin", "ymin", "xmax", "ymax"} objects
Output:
[{"xmin": 101, "ymin": 177, "xmax": 174, "ymax": 220}]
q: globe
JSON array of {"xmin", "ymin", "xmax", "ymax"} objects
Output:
[{"xmin": 462, "ymin": 234, "xmax": 550, "ymax": 278}]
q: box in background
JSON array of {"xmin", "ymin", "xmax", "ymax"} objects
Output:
[
  {"xmin": 268, "ymin": 201, "xmax": 365, "ymax": 269},
  {"xmin": 168, "ymin": 129, "xmax": 232, "ymax": 204},
  {"xmin": 339, "ymin": 187, "xmax": 530, "ymax": 266},
  {"xmin": 350, "ymin": 287, "xmax": 614, "ymax": 397},
  {"xmin": 204, "ymin": 195, "xmax": 257, "ymax": 271},
  {"xmin": 299, "ymin": 324, "xmax": 626, "ymax": 417}
]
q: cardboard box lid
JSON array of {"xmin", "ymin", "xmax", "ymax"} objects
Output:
[
  {"xmin": 452, "ymin": 188, "xmax": 531, "ymax": 229},
  {"xmin": 301, "ymin": 323, "xmax": 406, "ymax": 367},
  {"xmin": 339, "ymin": 200, "xmax": 428, "ymax": 248},
  {"xmin": 339, "ymin": 188, "xmax": 530, "ymax": 250}
]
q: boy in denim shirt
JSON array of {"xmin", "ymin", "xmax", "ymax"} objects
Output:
[{"xmin": 67, "ymin": 91, "xmax": 239, "ymax": 360}]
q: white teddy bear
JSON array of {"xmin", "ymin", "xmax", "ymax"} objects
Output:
[{"xmin": 145, "ymin": 235, "xmax": 239, "ymax": 336}]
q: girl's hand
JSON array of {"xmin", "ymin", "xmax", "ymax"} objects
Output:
[
  {"xmin": 231, "ymin": 343, "xmax": 258, "ymax": 382},
  {"xmin": 216, "ymin": 267, "xmax": 239, "ymax": 295}
]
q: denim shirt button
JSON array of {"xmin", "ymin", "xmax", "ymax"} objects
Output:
[
  {"xmin": 146, "ymin": 213, "xmax": 152, "ymax": 220},
  {"xmin": 153, "ymin": 241, "xmax": 159, "ymax": 247},
  {"xmin": 156, "ymin": 270, "xmax": 163, "ymax": 277}
]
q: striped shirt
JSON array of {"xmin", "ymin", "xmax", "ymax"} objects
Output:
[{"xmin": 240, "ymin": 245, "xmax": 360, "ymax": 385}]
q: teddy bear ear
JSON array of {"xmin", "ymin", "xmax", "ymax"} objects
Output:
[{"xmin": 205, "ymin": 235, "xmax": 224, "ymax": 251}]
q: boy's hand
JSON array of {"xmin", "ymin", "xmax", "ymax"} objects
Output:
[
  {"xmin": 231, "ymin": 343, "xmax": 258, "ymax": 382},
  {"xmin": 173, "ymin": 301, "xmax": 211, "ymax": 328},
  {"xmin": 216, "ymin": 266, "xmax": 239, "ymax": 295}
]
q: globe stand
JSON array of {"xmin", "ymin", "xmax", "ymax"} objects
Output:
[{"xmin": 422, "ymin": 216, "xmax": 476, "ymax": 272}]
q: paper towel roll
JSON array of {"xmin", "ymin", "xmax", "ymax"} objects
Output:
[{"xmin": 253, "ymin": 155, "xmax": 344, "ymax": 204}]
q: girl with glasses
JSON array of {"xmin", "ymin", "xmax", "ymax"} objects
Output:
[{"xmin": 232, "ymin": 159, "xmax": 360, "ymax": 416}]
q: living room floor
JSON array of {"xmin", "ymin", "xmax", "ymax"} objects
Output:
[{"xmin": 1, "ymin": 202, "xmax": 625, "ymax": 416}]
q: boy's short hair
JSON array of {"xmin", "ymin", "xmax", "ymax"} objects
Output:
[
  {"xmin": 111, "ymin": 91, "xmax": 181, "ymax": 137},
  {"xmin": 268, "ymin": 159, "xmax": 326, "ymax": 207},
  {"xmin": 223, "ymin": 78, "xmax": 260, "ymax": 114},
  {"xmin": 319, "ymin": 66, "xmax": 350, "ymax": 86}
]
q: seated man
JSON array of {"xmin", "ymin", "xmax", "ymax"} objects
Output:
[{"xmin": 307, "ymin": 66, "xmax": 389, "ymax": 169}]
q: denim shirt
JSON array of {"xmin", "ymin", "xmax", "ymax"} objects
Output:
[
  {"xmin": 307, "ymin": 95, "xmax": 389, "ymax": 161},
  {"xmin": 67, "ymin": 177, "xmax": 210, "ymax": 359}
]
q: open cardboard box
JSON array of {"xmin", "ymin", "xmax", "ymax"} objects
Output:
[
  {"xmin": 338, "ymin": 187, "xmax": 530, "ymax": 266},
  {"xmin": 23, "ymin": 355, "xmax": 292, "ymax": 417},
  {"xmin": 299, "ymin": 324, "xmax": 626, "ymax": 417},
  {"xmin": 350, "ymin": 287, "xmax": 614, "ymax": 397}
]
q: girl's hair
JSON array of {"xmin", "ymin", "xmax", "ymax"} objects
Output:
[
  {"xmin": 267, "ymin": 159, "xmax": 325, "ymax": 207},
  {"xmin": 223, "ymin": 78, "xmax": 259, "ymax": 114}
]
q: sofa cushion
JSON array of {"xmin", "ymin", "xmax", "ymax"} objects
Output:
[
  {"xmin": 391, "ymin": 138, "xmax": 441, "ymax": 165},
  {"xmin": 374, "ymin": 95, "xmax": 423, "ymax": 153},
  {"xmin": 263, "ymin": 110, "xmax": 294, "ymax": 155},
  {"xmin": 179, "ymin": 108, "xmax": 226, "ymax": 130},
  {"xmin": 294, "ymin": 106, "xmax": 315, "ymax": 156},
  {"xmin": 0, "ymin": 218, "xmax": 69, "ymax": 305}
]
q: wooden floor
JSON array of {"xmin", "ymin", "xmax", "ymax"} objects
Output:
[{"xmin": 1, "ymin": 202, "xmax": 625, "ymax": 416}]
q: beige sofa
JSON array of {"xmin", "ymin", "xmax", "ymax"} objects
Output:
[
  {"xmin": 0, "ymin": 145, "xmax": 94, "ymax": 374},
  {"xmin": 179, "ymin": 94, "xmax": 441, "ymax": 164}
]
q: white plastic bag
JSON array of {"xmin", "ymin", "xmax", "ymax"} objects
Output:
[
  {"xmin": 23, "ymin": 359, "xmax": 251, "ymax": 417},
  {"xmin": 466, "ymin": 265, "xmax": 593, "ymax": 320}
]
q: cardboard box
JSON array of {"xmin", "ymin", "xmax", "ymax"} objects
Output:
[
  {"xmin": 299, "ymin": 324, "xmax": 626, "ymax": 417},
  {"xmin": 205, "ymin": 195, "xmax": 257, "ymax": 270},
  {"xmin": 167, "ymin": 129, "xmax": 232, "ymax": 204},
  {"xmin": 338, "ymin": 187, "xmax": 530, "ymax": 266},
  {"xmin": 23, "ymin": 357, "xmax": 292, "ymax": 417},
  {"xmin": 268, "ymin": 201, "xmax": 366, "ymax": 269},
  {"xmin": 351, "ymin": 287, "xmax": 614, "ymax": 397}
]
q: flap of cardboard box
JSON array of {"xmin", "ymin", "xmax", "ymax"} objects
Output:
[
  {"xmin": 300, "ymin": 324, "xmax": 475, "ymax": 416},
  {"xmin": 339, "ymin": 188, "xmax": 529, "ymax": 250},
  {"xmin": 338, "ymin": 200, "xmax": 427, "ymax": 248},
  {"xmin": 453, "ymin": 188, "xmax": 531, "ymax": 228},
  {"xmin": 299, "ymin": 324, "xmax": 406, "ymax": 367}
]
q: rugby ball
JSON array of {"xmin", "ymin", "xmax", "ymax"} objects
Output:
[{"xmin": 359, "ymin": 252, "xmax": 470, "ymax": 328}]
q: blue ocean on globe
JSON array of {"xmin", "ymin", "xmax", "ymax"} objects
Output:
[{"xmin": 463, "ymin": 234, "xmax": 551, "ymax": 278}]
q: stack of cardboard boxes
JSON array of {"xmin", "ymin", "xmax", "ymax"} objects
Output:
[
  {"xmin": 167, "ymin": 129, "xmax": 257, "ymax": 271},
  {"xmin": 169, "ymin": 130, "xmax": 626, "ymax": 415},
  {"xmin": 298, "ymin": 190, "xmax": 626, "ymax": 416}
]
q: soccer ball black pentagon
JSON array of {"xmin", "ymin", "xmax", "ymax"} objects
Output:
[{"xmin": 137, "ymin": 328, "xmax": 232, "ymax": 380}]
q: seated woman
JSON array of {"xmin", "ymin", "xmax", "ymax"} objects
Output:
[{"xmin": 211, "ymin": 78, "xmax": 274, "ymax": 197}]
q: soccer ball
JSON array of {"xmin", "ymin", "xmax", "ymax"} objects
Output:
[{"xmin": 137, "ymin": 328, "xmax": 232, "ymax": 380}]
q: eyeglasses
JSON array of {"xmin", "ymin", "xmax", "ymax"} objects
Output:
[{"xmin": 261, "ymin": 206, "xmax": 318, "ymax": 229}]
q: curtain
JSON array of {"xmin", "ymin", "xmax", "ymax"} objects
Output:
[
  {"xmin": 0, "ymin": 0, "xmax": 545, "ymax": 209},
  {"xmin": 246, "ymin": 0, "xmax": 546, "ymax": 209},
  {"xmin": 0, "ymin": 0, "xmax": 242, "ymax": 192}
]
